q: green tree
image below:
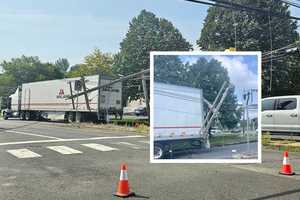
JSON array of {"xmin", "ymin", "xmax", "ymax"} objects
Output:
[
  {"xmin": 55, "ymin": 58, "xmax": 70, "ymax": 74},
  {"xmin": 113, "ymin": 10, "xmax": 192, "ymax": 105},
  {"xmin": 154, "ymin": 55, "xmax": 184, "ymax": 85},
  {"xmin": 0, "ymin": 55, "xmax": 64, "ymax": 97},
  {"xmin": 154, "ymin": 55, "xmax": 240, "ymax": 129},
  {"xmin": 66, "ymin": 48, "xmax": 113, "ymax": 78},
  {"xmin": 197, "ymin": 0, "xmax": 299, "ymax": 97}
]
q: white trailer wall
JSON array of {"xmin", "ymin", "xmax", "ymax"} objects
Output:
[
  {"xmin": 21, "ymin": 75, "xmax": 122, "ymax": 112},
  {"xmin": 154, "ymin": 82, "xmax": 204, "ymax": 141}
]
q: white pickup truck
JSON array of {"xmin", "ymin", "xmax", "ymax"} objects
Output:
[
  {"xmin": 262, "ymin": 95, "xmax": 300, "ymax": 133},
  {"xmin": 153, "ymin": 82, "xmax": 205, "ymax": 159}
]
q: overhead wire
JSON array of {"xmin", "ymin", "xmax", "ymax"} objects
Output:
[{"xmin": 185, "ymin": 0, "xmax": 300, "ymax": 20}]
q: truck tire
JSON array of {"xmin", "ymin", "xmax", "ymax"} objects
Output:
[
  {"xmin": 154, "ymin": 143, "xmax": 165, "ymax": 159},
  {"xmin": 20, "ymin": 112, "xmax": 26, "ymax": 120},
  {"xmin": 3, "ymin": 112, "xmax": 8, "ymax": 120},
  {"xmin": 25, "ymin": 112, "xmax": 31, "ymax": 121},
  {"xmin": 68, "ymin": 112, "xmax": 75, "ymax": 123}
]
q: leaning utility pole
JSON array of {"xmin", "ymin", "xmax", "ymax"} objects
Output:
[
  {"xmin": 141, "ymin": 73, "xmax": 150, "ymax": 121},
  {"xmin": 97, "ymin": 73, "xmax": 101, "ymax": 121},
  {"xmin": 80, "ymin": 76, "xmax": 91, "ymax": 111}
]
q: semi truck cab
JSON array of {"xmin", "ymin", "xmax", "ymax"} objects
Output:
[{"xmin": 1, "ymin": 96, "xmax": 12, "ymax": 120}]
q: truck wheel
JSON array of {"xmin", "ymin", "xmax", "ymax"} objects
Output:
[
  {"xmin": 25, "ymin": 112, "xmax": 31, "ymax": 121},
  {"xmin": 154, "ymin": 143, "xmax": 165, "ymax": 159},
  {"xmin": 68, "ymin": 112, "xmax": 75, "ymax": 123},
  {"xmin": 20, "ymin": 112, "xmax": 26, "ymax": 120},
  {"xmin": 3, "ymin": 112, "xmax": 8, "ymax": 120}
]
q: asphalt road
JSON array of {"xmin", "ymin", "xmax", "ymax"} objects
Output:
[
  {"xmin": 175, "ymin": 142, "xmax": 258, "ymax": 159},
  {"xmin": 1, "ymin": 119, "xmax": 300, "ymax": 200}
]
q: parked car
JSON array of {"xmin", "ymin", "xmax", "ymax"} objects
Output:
[
  {"xmin": 262, "ymin": 95, "xmax": 300, "ymax": 133},
  {"xmin": 134, "ymin": 107, "xmax": 147, "ymax": 116},
  {"xmin": 210, "ymin": 127, "xmax": 222, "ymax": 135},
  {"xmin": 231, "ymin": 128, "xmax": 242, "ymax": 133}
]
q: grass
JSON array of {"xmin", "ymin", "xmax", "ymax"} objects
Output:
[
  {"xmin": 210, "ymin": 133, "xmax": 257, "ymax": 147},
  {"xmin": 262, "ymin": 131, "xmax": 300, "ymax": 152},
  {"xmin": 110, "ymin": 118, "xmax": 149, "ymax": 126},
  {"xmin": 162, "ymin": 133, "xmax": 257, "ymax": 153},
  {"xmin": 71, "ymin": 121, "xmax": 149, "ymax": 135},
  {"xmin": 265, "ymin": 141, "xmax": 300, "ymax": 152}
]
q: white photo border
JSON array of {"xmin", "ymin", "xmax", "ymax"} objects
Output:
[{"xmin": 150, "ymin": 51, "xmax": 262, "ymax": 164}]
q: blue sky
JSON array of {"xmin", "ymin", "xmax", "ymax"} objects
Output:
[
  {"xmin": 179, "ymin": 55, "xmax": 258, "ymax": 105},
  {"xmin": 0, "ymin": 0, "xmax": 207, "ymax": 66},
  {"xmin": 0, "ymin": 0, "xmax": 299, "ymax": 68}
]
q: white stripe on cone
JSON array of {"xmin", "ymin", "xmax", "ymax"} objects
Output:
[
  {"xmin": 120, "ymin": 170, "xmax": 128, "ymax": 180},
  {"xmin": 283, "ymin": 156, "xmax": 288, "ymax": 165}
]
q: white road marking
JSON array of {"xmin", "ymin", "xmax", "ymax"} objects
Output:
[
  {"xmin": 116, "ymin": 142, "xmax": 142, "ymax": 149},
  {"xmin": 138, "ymin": 140, "xmax": 150, "ymax": 144},
  {"xmin": 5, "ymin": 130, "xmax": 63, "ymax": 140},
  {"xmin": 81, "ymin": 143, "xmax": 118, "ymax": 151},
  {"xmin": 0, "ymin": 135, "xmax": 146, "ymax": 146},
  {"xmin": 7, "ymin": 149, "xmax": 42, "ymax": 158},
  {"xmin": 47, "ymin": 146, "xmax": 82, "ymax": 155}
]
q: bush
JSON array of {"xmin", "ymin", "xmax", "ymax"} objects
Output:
[
  {"xmin": 135, "ymin": 124, "xmax": 149, "ymax": 134},
  {"xmin": 262, "ymin": 132, "xmax": 271, "ymax": 145}
]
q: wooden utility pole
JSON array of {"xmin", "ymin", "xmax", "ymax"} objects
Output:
[
  {"xmin": 68, "ymin": 82, "xmax": 75, "ymax": 110},
  {"xmin": 80, "ymin": 76, "xmax": 91, "ymax": 111},
  {"xmin": 97, "ymin": 73, "xmax": 101, "ymax": 121},
  {"xmin": 141, "ymin": 74, "xmax": 150, "ymax": 121}
]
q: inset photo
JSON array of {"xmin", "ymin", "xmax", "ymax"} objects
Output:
[{"xmin": 150, "ymin": 51, "xmax": 261, "ymax": 163}]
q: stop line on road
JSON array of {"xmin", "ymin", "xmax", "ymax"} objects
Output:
[
  {"xmin": 47, "ymin": 146, "xmax": 83, "ymax": 155},
  {"xmin": 7, "ymin": 149, "xmax": 42, "ymax": 159},
  {"xmin": 5, "ymin": 141, "xmax": 148, "ymax": 159},
  {"xmin": 81, "ymin": 143, "xmax": 118, "ymax": 151}
]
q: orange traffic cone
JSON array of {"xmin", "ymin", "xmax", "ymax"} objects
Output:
[
  {"xmin": 114, "ymin": 163, "xmax": 135, "ymax": 198},
  {"xmin": 279, "ymin": 151, "xmax": 295, "ymax": 176}
]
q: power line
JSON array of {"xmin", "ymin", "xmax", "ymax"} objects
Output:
[
  {"xmin": 262, "ymin": 41, "xmax": 300, "ymax": 62},
  {"xmin": 185, "ymin": 0, "xmax": 300, "ymax": 20}
]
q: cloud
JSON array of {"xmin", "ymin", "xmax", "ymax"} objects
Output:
[
  {"xmin": 212, "ymin": 56, "xmax": 258, "ymax": 92},
  {"xmin": 180, "ymin": 55, "xmax": 199, "ymax": 65}
]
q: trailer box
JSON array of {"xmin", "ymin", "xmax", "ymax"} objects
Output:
[
  {"xmin": 8, "ymin": 75, "xmax": 122, "ymax": 121},
  {"xmin": 153, "ymin": 82, "xmax": 207, "ymax": 159}
]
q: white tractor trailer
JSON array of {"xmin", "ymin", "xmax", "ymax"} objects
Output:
[{"xmin": 2, "ymin": 75, "xmax": 123, "ymax": 122}]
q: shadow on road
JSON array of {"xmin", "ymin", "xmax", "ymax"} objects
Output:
[
  {"xmin": 131, "ymin": 194, "xmax": 150, "ymax": 199},
  {"xmin": 249, "ymin": 188, "xmax": 300, "ymax": 200},
  {"xmin": 0, "ymin": 117, "xmax": 72, "ymax": 132},
  {"xmin": 0, "ymin": 120, "xmax": 41, "ymax": 131}
]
